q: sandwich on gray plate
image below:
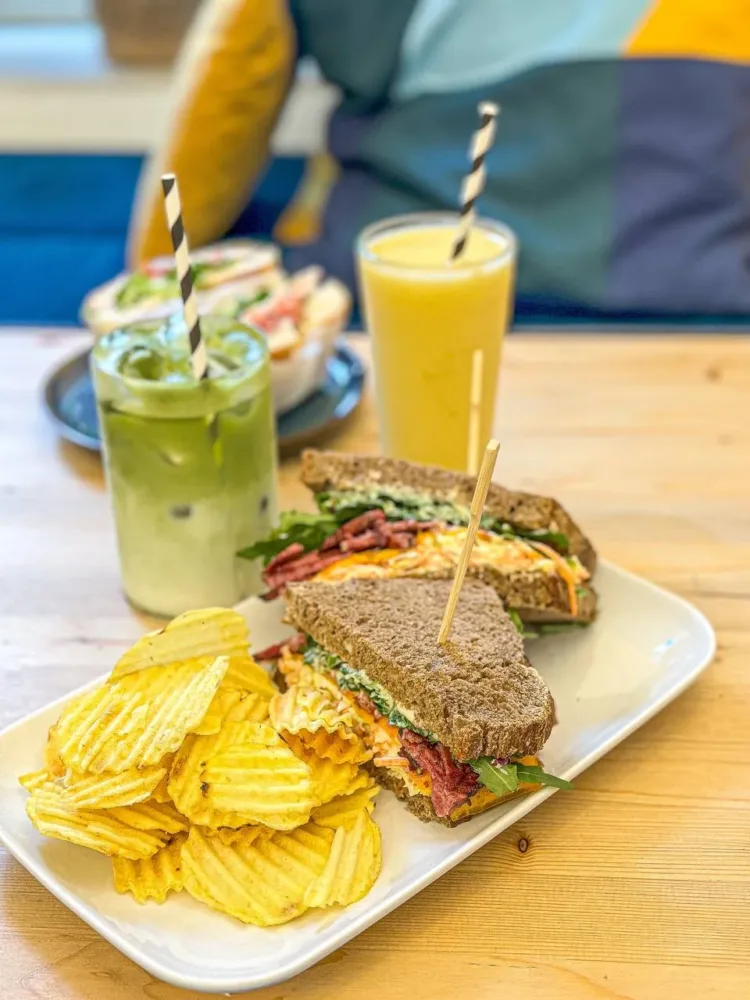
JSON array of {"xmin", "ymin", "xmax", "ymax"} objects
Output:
[
  {"xmin": 240, "ymin": 449, "xmax": 597, "ymax": 631},
  {"xmin": 256, "ymin": 576, "xmax": 571, "ymax": 827}
]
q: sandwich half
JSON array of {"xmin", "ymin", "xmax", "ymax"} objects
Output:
[
  {"xmin": 259, "ymin": 577, "xmax": 569, "ymax": 826},
  {"xmin": 81, "ymin": 240, "xmax": 281, "ymax": 335},
  {"xmin": 240, "ymin": 449, "xmax": 597, "ymax": 628}
]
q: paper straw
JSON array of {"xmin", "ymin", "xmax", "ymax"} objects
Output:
[
  {"xmin": 449, "ymin": 102, "xmax": 500, "ymax": 263},
  {"xmin": 438, "ymin": 439, "xmax": 500, "ymax": 645},
  {"xmin": 467, "ymin": 349, "xmax": 484, "ymax": 475},
  {"xmin": 161, "ymin": 173, "xmax": 207, "ymax": 380}
]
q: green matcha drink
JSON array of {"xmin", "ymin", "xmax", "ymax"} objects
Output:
[{"xmin": 91, "ymin": 314, "xmax": 277, "ymax": 617}]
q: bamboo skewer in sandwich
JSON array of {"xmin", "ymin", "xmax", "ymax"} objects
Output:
[{"xmin": 438, "ymin": 439, "xmax": 499, "ymax": 644}]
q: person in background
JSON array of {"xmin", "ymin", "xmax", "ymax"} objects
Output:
[{"xmin": 129, "ymin": 0, "xmax": 750, "ymax": 322}]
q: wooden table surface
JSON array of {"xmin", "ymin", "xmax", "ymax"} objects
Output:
[{"xmin": 1, "ymin": 328, "xmax": 748, "ymax": 1000}]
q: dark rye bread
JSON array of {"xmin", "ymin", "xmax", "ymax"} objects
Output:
[
  {"xmin": 370, "ymin": 763, "xmax": 530, "ymax": 827},
  {"xmin": 301, "ymin": 449, "xmax": 596, "ymax": 573},
  {"xmin": 285, "ymin": 577, "xmax": 555, "ymax": 760}
]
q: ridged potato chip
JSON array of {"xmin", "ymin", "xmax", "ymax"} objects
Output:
[
  {"xmin": 310, "ymin": 782, "xmax": 380, "ymax": 829},
  {"xmin": 288, "ymin": 743, "xmax": 360, "ymax": 805},
  {"xmin": 151, "ymin": 755, "xmax": 174, "ymax": 803},
  {"xmin": 168, "ymin": 721, "xmax": 263, "ymax": 827},
  {"xmin": 203, "ymin": 724, "xmax": 317, "ymax": 830},
  {"xmin": 27, "ymin": 787, "xmax": 168, "ymax": 860},
  {"xmin": 280, "ymin": 729, "xmax": 368, "ymax": 767},
  {"xmin": 110, "ymin": 608, "xmax": 249, "ymax": 681},
  {"xmin": 304, "ymin": 809, "xmax": 381, "ymax": 909},
  {"xmin": 18, "ymin": 770, "xmax": 53, "ymax": 792},
  {"xmin": 59, "ymin": 765, "xmax": 166, "ymax": 810},
  {"xmin": 270, "ymin": 686, "xmax": 370, "ymax": 764},
  {"xmin": 44, "ymin": 723, "xmax": 65, "ymax": 778},
  {"xmin": 151, "ymin": 774, "xmax": 171, "ymax": 804},
  {"xmin": 18, "ymin": 603, "xmax": 386, "ymax": 925},
  {"xmin": 113, "ymin": 832, "xmax": 186, "ymax": 903},
  {"xmin": 106, "ymin": 799, "xmax": 189, "ymax": 835},
  {"xmin": 223, "ymin": 655, "xmax": 277, "ymax": 699},
  {"xmin": 193, "ymin": 686, "xmax": 270, "ymax": 737},
  {"xmin": 341, "ymin": 769, "xmax": 376, "ymax": 797},
  {"xmin": 181, "ymin": 823, "xmax": 334, "ymax": 925},
  {"xmin": 277, "ymin": 648, "xmax": 308, "ymax": 687},
  {"xmin": 55, "ymin": 656, "xmax": 228, "ymax": 774}
]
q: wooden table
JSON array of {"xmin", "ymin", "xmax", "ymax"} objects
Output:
[{"xmin": 1, "ymin": 328, "xmax": 748, "ymax": 1000}]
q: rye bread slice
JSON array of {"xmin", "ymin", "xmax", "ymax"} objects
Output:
[
  {"xmin": 368, "ymin": 763, "xmax": 530, "ymax": 827},
  {"xmin": 284, "ymin": 577, "xmax": 555, "ymax": 761},
  {"xmin": 301, "ymin": 449, "xmax": 596, "ymax": 573}
]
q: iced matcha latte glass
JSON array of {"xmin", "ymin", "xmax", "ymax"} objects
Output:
[{"xmin": 91, "ymin": 314, "xmax": 277, "ymax": 617}]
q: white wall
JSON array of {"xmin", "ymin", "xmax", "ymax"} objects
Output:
[{"xmin": 0, "ymin": 22, "xmax": 335, "ymax": 154}]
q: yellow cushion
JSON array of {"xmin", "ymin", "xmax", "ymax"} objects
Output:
[{"xmin": 127, "ymin": 0, "xmax": 294, "ymax": 267}]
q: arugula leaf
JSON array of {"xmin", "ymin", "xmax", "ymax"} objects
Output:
[
  {"xmin": 517, "ymin": 527, "xmax": 570, "ymax": 551},
  {"xmin": 506, "ymin": 608, "xmax": 543, "ymax": 639},
  {"xmin": 470, "ymin": 758, "xmax": 520, "ymax": 795},
  {"xmin": 470, "ymin": 757, "xmax": 573, "ymax": 793},
  {"xmin": 237, "ymin": 510, "xmax": 339, "ymax": 564},
  {"xmin": 507, "ymin": 609, "xmax": 524, "ymax": 635},
  {"xmin": 514, "ymin": 764, "xmax": 573, "ymax": 790},
  {"xmin": 535, "ymin": 622, "xmax": 589, "ymax": 636}
]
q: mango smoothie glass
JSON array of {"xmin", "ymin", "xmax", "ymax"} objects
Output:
[
  {"xmin": 91, "ymin": 314, "xmax": 277, "ymax": 617},
  {"xmin": 356, "ymin": 213, "xmax": 516, "ymax": 471}
]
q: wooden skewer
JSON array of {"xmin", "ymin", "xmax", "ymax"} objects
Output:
[
  {"xmin": 467, "ymin": 349, "xmax": 483, "ymax": 475},
  {"xmin": 438, "ymin": 438, "xmax": 500, "ymax": 645}
]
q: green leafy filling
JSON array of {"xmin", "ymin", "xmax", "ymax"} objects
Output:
[
  {"xmin": 237, "ymin": 511, "xmax": 339, "ymax": 563},
  {"xmin": 238, "ymin": 489, "xmax": 570, "ymax": 566},
  {"xmin": 519, "ymin": 620, "xmax": 592, "ymax": 640},
  {"xmin": 317, "ymin": 489, "xmax": 569, "ymax": 552},
  {"xmin": 234, "ymin": 288, "xmax": 270, "ymax": 313},
  {"xmin": 115, "ymin": 261, "xmax": 223, "ymax": 308},
  {"xmin": 470, "ymin": 757, "xmax": 573, "ymax": 793},
  {"xmin": 116, "ymin": 272, "xmax": 159, "ymax": 308},
  {"xmin": 537, "ymin": 621, "xmax": 590, "ymax": 636},
  {"xmin": 506, "ymin": 609, "xmax": 526, "ymax": 636},
  {"xmin": 506, "ymin": 609, "xmax": 591, "ymax": 641}
]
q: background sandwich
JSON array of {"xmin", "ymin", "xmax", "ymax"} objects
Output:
[
  {"xmin": 241, "ymin": 450, "xmax": 597, "ymax": 629},
  {"xmin": 82, "ymin": 240, "xmax": 281, "ymax": 336},
  {"xmin": 258, "ymin": 577, "xmax": 571, "ymax": 826}
]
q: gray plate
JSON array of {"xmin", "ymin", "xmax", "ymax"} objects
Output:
[{"xmin": 43, "ymin": 338, "xmax": 365, "ymax": 457}]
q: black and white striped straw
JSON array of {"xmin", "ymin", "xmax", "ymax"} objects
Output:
[
  {"xmin": 449, "ymin": 102, "xmax": 500, "ymax": 262},
  {"xmin": 161, "ymin": 173, "xmax": 208, "ymax": 380}
]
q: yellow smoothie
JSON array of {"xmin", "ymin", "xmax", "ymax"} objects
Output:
[{"xmin": 357, "ymin": 214, "xmax": 516, "ymax": 471}]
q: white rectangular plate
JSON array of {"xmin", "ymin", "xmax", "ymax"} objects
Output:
[{"xmin": 0, "ymin": 561, "xmax": 715, "ymax": 994}]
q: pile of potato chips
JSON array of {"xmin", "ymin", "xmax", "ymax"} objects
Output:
[{"xmin": 19, "ymin": 609, "xmax": 382, "ymax": 926}]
